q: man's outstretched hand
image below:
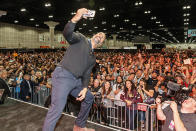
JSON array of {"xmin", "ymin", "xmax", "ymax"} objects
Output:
[
  {"xmin": 76, "ymin": 88, "xmax": 88, "ymax": 101},
  {"xmin": 71, "ymin": 8, "xmax": 88, "ymax": 23}
]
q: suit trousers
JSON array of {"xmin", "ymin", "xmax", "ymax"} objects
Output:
[{"xmin": 43, "ymin": 67, "xmax": 94, "ymax": 131}]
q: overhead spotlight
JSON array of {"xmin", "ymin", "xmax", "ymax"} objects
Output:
[
  {"xmin": 14, "ymin": 20, "xmax": 18, "ymax": 23},
  {"xmin": 135, "ymin": 2, "xmax": 139, "ymax": 6},
  {"xmin": 120, "ymin": 27, "xmax": 123, "ymax": 30},
  {"xmin": 124, "ymin": 19, "xmax": 130, "ymax": 22},
  {"xmin": 48, "ymin": 15, "xmax": 53, "ymax": 18},
  {"xmin": 187, "ymin": 5, "xmax": 191, "ymax": 9},
  {"xmin": 99, "ymin": 7, "xmax": 105, "ymax": 11},
  {"xmin": 83, "ymin": 23, "xmax": 86, "ymax": 26},
  {"xmin": 79, "ymin": 28, "xmax": 82, "ymax": 30},
  {"xmin": 30, "ymin": 18, "xmax": 35, "ymax": 21},
  {"xmin": 94, "ymin": 26, "xmax": 98, "ymax": 29},
  {"xmin": 71, "ymin": 12, "xmax": 76, "ymax": 15},
  {"xmin": 183, "ymin": 5, "xmax": 191, "ymax": 10},
  {"xmin": 159, "ymin": 24, "xmax": 163, "ymax": 27},
  {"xmin": 139, "ymin": 1, "xmax": 143, "ymax": 5},
  {"xmin": 89, "ymin": 29, "xmax": 92, "ymax": 32},
  {"xmin": 183, "ymin": 6, "xmax": 187, "ymax": 10},
  {"xmin": 20, "ymin": 8, "xmax": 26, "ymax": 12},
  {"xmin": 112, "ymin": 25, "xmax": 116, "ymax": 28},
  {"xmin": 45, "ymin": 3, "xmax": 51, "ymax": 7},
  {"xmin": 144, "ymin": 10, "xmax": 150, "ymax": 14},
  {"xmin": 103, "ymin": 29, "xmax": 107, "ymax": 31},
  {"xmin": 132, "ymin": 23, "xmax": 137, "ymax": 26},
  {"xmin": 35, "ymin": 24, "xmax": 39, "ymax": 27},
  {"xmin": 156, "ymin": 21, "xmax": 160, "ymax": 24},
  {"xmin": 102, "ymin": 21, "xmax": 106, "ymax": 24},
  {"xmin": 114, "ymin": 14, "xmax": 119, "ymax": 18},
  {"xmin": 151, "ymin": 16, "xmax": 156, "ymax": 20},
  {"xmin": 89, "ymin": 18, "xmax": 94, "ymax": 20}
]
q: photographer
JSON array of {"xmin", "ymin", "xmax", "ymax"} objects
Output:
[{"xmin": 156, "ymin": 97, "xmax": 196, "ymax": 131}]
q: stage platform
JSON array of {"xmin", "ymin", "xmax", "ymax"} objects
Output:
[{"xmin": 0, "ymin": 98, "xmax": 118, "ymax": 131}]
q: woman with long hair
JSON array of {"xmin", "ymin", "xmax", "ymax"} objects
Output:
[
  {"xmin": 121, "ymin": 80, "xmax": 142, "ymax": 130},
  {"xmin": 113, "ymin": 75, "xmax": 126, "ymax": 127},
  {"xmin": 99, "ymin": 81, "xmax": 114, "ymax": 125}
]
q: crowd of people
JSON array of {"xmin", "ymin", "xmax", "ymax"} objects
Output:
[{"xmin": 0, "ymin": 48, "xmax": 196, "ymax": 130}]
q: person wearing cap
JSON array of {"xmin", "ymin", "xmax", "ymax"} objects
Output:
[{"xmin": 42, "ymin": 8, "xmax": 106, "ymax": 131}]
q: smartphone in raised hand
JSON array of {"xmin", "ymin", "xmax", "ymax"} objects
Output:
[{"xmin": 83, "ymin": 10, "xmax": 96, "ymax": 17}]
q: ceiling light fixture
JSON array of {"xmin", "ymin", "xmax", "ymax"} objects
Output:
[
  {"xmin": 35, "ymin": 24, "xmax": 39, "ymax": 27},
  {"xmin": 159, "ymin": 24, "xmax": 164, "ymax": 27},
  {"xmin": 139, "ymin": 1, "xmax": 143, "ymax": 5},
  {"xmin": 112, "ymin": 25, "xmax": 116, "ymax": 28},
  {"xmin": 151, "ymin": 16, "xmax": 156, "ymax": 20},
  {"xmin": 20, "ymin": 8, "xmax": 26, "ymax": 12},
  {"xmin": 144, "ymin": 10, "xmax": 151, "ymax": 14},
  {"xmin": 14, "ymin": 20, "xmax": 18, "ymax": 23},
  {"xmin": 114, "ymin": 14, "xmax": 119, "ymax": 18},
  {"xmin": 45, "ymin": 3, "xmax": 51, "ymax": 7},
  {"xmin": 102, "ymin": 21, "xmax": 106, "ymax": 24},
  {"xmin": 89, "ymin": 18, "xmax": 94, "ymax": 20},
  {"xmin": 99, "ymin": 7, "xmax": 105, "ymax": 11},
  {"xmin": 48, "ymin": 15, "xmax": 53, "ymax": 18},
  {"xmin": 30, "ymin": 18, "xmax": 35, "ymax": 21},
  {"xmin": 183, "ymin": 5, "xmax": 191, "ymax": 10},
  {"xmin": 71, "ymin": 12, "xmax": 76, "ymax": 15}
]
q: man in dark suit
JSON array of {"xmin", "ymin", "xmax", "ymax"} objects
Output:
[
  {"xmin": 20, "ymin": 74, "xmax": 34, "ymax": 102},
  {"xmin": 0, "ymin": 70, "xmax": 11, "ymax": 104},
  {"xmin": 43, "ymin": 8, "xmax": 106, "ymax": 131}
]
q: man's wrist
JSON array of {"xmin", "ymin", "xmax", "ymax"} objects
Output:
[
  {"xmin": 71, "ymin": 18, "xmax": 77, "ymax": 23},
  {"xmin": 83, "ymin": 87, "xmax": 88, "ymax": 92}
]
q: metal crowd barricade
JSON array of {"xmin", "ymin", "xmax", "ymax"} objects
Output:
[
  {"xmin": 9, "ymin": 86, "xmax": 51, "ymax": 107},
  {"xmin": 9, "ymin": 87, "xmax": 159, "ymax": 131},
  {"xmin": 91, "ymin": 99, "xmax": 158, "ymax": 131}
]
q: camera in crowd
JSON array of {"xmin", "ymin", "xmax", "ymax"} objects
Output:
[
  {"xmin": 93, "ymin": 92, "xmax": 102, "ymax": 105},
  {"xmin": 163, "ymin": 81, "xmax": 194, "ymax": 105}
]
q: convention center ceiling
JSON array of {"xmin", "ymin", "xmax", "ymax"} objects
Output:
[{"xmin": 0, "ymin": 0, "xmax": 195, "ymax": 43}]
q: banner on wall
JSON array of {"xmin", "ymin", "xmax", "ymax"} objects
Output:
[
  {"xmin": 57, "ymin": 36, "xmax": 64, "ymax": 42},
  {"xmin": 188, "ymin": 29, "xmax": 196, "ymax": 37},
  {"xmin": 39, "ymin": 35, "xmax": 44, "ymax": 42}
]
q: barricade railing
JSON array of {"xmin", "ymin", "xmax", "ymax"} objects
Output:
[
  {"xmin": 90, "ymin": 99, "xmax": 158, "ymax": 131},
  {"xmin": 9, "ymin": 87, "xmax": 158, "ymax": 131},
  {"xmin": 9, "ymin": 86, "xmax": 50, "ymax": 106}
]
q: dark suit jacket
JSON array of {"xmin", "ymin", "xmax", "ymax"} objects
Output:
[
  {"xmin": 19, "ymin": 79, "xmax": 35, "ymax": 101},
  {"xmin": 59, "ymin": 21, "xmax": 96, "ymax": 88},
  {"xmin": 0, "ymin": 78, "xmax": 11, "ymax": 104}
]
